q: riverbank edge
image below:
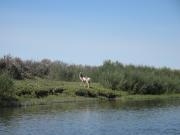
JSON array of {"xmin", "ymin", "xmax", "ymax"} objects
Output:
[{"xmin": 1, "ymin": 94, "xmax": 180, "ymax": 107}]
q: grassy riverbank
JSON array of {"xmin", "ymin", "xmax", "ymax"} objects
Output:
[
  {"xmin": 1, "ymin": 78, "xmax": 180, "ymax": 107},
  {"xmin": 0, "ymin": 78, "xmax": 121, "ymax": 106},
  {"xmin": 18, "ymin": 93, "xmax": 180, "ymax": 107},
  {"xmin": 14, "ymin": 78, "xmax": 122, "ymax": 98},
  {"xmin": 1, "ymin": 56, "xmax": 180, "ymax": 107}
]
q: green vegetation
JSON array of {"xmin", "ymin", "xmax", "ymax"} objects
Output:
[
  {"xmin": 0, "ymin": 73, "xmax": 19, "ymax": 107},
  {"xmin": 0, "ymin": 55, "xmax": 180, "ymax": 107},
  {"xmin": 14, "ymin": 78, "xmax": 121, "ymax": 98},
  {"xmin": 98, "ymin": 60, "xmax": 180, "ymax": 94},
  {"xmin": 0, "ymin": 73, "xmax": 14, "ymax": 97}
]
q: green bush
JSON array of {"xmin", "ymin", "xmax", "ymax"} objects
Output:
[
  {"xmin": 75, "ymin": 89, "xmax": 97, "ymax": 97},
  {"xmin": 9, "ymin": 64, "xmax": 23, "ymax": 79},
  {"xmin": 75, "ymin": 88, "xmax": 117, "ymax": 99},
  {"xmin": 98, "ymin": 91, "xmax": 117, "ymax": 99},
  {"xmin": 0, "ymin": 73, "xmax": 15, "ymax": 98},
  {"xmin": 98, "ymin": 60, "xmax": 180, "ymax": 95}
]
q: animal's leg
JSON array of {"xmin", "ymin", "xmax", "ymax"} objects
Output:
[
  {"xmin": 86, "ymin": 81, "xmax": 89, "ymax": 88},
  {"xmin": 83, "ymin": 82, "xmax": 86, "ymax": 88},
  {"xmin": 88, "ymin": 81, "xmax": 90, "ymax": 88}
]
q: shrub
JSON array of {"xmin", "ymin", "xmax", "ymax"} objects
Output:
[
  {"xmin": 9, "ymin": 64, "xmax": 23, "ymax": 79},
  {"xmin": 75, "ymin": 88, "xmax": 117, "ymax": 99},
  {"xmin": 98, "ymin": 60, "xmax": 180, "ymax": 94},
  {"xmin": 140, "ymin": 82, "xmax": 164, "ymax": 95},
  {"xmin": 75, "ymin": 89, "xmax": 97, "ymax": 97},
  {"xmin": 16, "ymin": 89, "xmax": 33, "ymax": 97},
  {"xmin": 0, "ymin": 73, "xmax": 15, "ymax": 98},
  {"xmin": 35, "ymin": 89, "xmax": 49, "ymax": 98},
  {"xmin": 98, "ymin": 91, "xmax": 117, "ymax": 99}
]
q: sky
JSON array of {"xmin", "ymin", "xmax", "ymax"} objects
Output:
[{"xmin": 0, "ymin": 0, "xmax": 180, "ymax": 69}]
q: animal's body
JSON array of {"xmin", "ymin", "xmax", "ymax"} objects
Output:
[{"xmin": 79, "ymin": 72, "xmax": 91, "ymax": 88}]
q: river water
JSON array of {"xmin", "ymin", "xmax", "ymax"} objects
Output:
[{"xmin": 0, "ymin": 99, "xmax": 180, "ymax": 135}]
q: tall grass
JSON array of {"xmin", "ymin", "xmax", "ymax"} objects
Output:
[{"xmin": 98, "ymin": 60, "xmax": 180, "ymax": 94}]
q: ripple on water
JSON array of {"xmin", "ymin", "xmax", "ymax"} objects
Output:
[{"xmin": 0, "ymin": 99, "xmax": 180, "ymax": 135}]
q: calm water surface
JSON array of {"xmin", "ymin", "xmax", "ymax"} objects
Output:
[{"xmin": 0, "ymin": 99, "xmax": 180, "ymax": 135}]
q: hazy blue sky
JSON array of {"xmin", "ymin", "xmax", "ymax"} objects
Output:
[{"xmin": 0, "ymin": 0, "xmax": 180, "ymax": 69}]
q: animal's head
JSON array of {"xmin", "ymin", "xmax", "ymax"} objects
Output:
[{"xmin": 79, "ymin": 72, "xmax": 83, "ymax": 78}]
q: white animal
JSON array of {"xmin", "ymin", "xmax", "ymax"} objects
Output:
[{"xmin": 79, "ymin": 72, "xmax": 91, "ymax": 88}]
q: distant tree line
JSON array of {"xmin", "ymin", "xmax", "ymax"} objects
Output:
[
  {"xmin": 1, "ymin": 55, "xmax": 180, "ymax": 95},
  {"xmin": 98, "ymin": 60, "xmax": 180, "ymax": 94},
  {"xmin": 0, "ymin": 55, "xmax": 99, "ymax": 81}
]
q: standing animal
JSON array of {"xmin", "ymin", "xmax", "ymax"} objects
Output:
[{"xmin": 79, "ymin": 72, "xmax": 91, "ymax": 88}]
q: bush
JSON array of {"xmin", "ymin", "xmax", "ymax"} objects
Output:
[
  {"xmin": 0, "ymin": 73, "xmax": 15, "ymax": 98},
  {"xmin": 140, "ymin": 82, "xmax": 164, "ymax": 95},
  {"xmin": 98, "ymin": 60, "xmax": 180, "ymax": 94},
  {"xmin": 75, "ymin": 88, "xmax": 117, "ymax": 99},
  {"xmin": 9, "ymin": 64, "xmax": 23, "ymax": 79},
  {"xmin": 75, "ymin": 89, "xmax": 97, "ymax": 97},
  {"xmin": 98, "ymin": 91, "xmax": 117, "ymax": 99}
]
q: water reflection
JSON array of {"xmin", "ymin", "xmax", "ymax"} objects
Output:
[{"xmin": 0, "ymin": 99, "xmax": 180, "ymax": 135}]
